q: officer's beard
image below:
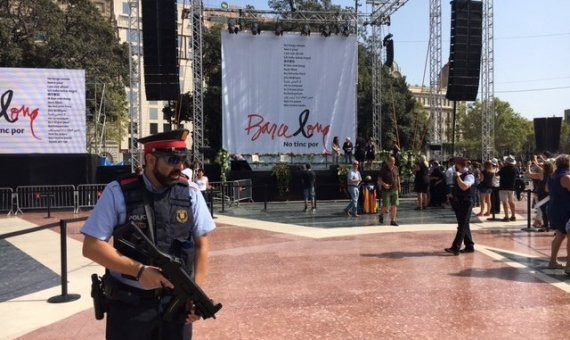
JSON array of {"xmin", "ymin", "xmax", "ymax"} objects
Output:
[{"xmin": 153, "ymin": 167, "xmax": 181, "ymax": 187}]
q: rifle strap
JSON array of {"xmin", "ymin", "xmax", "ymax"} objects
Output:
[{"xmin": 142, "ymin": 188, "xmax": 156, "ymax": 244}]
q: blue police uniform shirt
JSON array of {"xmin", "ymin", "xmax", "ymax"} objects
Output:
[
  {"xmin": 81, "ymin": 174, "xmax": 216, "ymax": 289},
  {"xmin": 459, "ymin": 170, "xmax": 475, "ymax": 187}
]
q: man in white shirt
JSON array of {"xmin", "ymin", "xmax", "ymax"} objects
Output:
[
  {"xmin": 181, "ymin": 160, "xmax": 193, "ymax": 181},
  {"xmin": 344, "ymin": 160, "xmax": 362, "ymax": 217}
]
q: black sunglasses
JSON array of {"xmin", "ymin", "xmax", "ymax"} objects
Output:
[{"xmin": 156, "ymin": 154, "xmax": 187, "ymax": 166}]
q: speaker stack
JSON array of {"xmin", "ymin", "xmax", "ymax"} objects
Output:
[
  {"xmin": 383, "ymin": 35, "xmax": 394, "ymax": 68},
  {"xmin": 446, "ymin": 0, "xmax": 483, "ymax": 102},
  {"xmin": 141, "ymin": 0, "xmax": 179, "ymax": 101},
  {"xmin": 534, "ymin": 117, "xmax": 562, "ymax": 153}
]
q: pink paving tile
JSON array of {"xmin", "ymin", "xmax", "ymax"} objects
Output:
[{"xmin": 15, "ymin": 222, "xmax": 570, "ymax": 339}]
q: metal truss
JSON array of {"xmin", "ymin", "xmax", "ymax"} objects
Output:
[
  {"xmin": 128, "ymin": 0, "xmax": 143, "ymax": 171},
  {"xmin": 428, "ymin": 0, "xmax": 443, "ymax": 146},
  {"xmin": 192, "ymin": 0, "xmax": 205, "ymax": 164},
  {"xmin": 209, "ymin": 8, "xmax": 360, "ymax": 26},
  {"xmin": 202, "ymin": 1, "xmax": 409, "ymax": 152},
  {"xmin": 87, "ymin": 82, "xmax": 107, "ymax": 155},
  {"xmin": 369, "ymin": 0, "xmax": 409, "ymax": 24},
  {"xmin": 481, "ymin": 0, "xmax": 495, "ymax": 161},
  {"xmin": 367, "ymin": 1, "xmax": 383, "ymax": 146}
]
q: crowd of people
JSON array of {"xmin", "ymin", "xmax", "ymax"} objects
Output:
[
  {"xmin": 331, "ymin": 136, "xmax": 381, "ymax": 169},
  {"xmin": 325, "ymin": 146, "xmax": 570, "ymax": 268}
]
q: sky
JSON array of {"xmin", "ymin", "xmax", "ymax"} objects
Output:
[{"xmin": 201, "ymin": 0, "xmax": 570, "ymax": 120}]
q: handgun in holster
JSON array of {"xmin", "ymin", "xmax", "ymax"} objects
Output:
[{"xmin": 90, "ymin": 273, "xmax": 107, "ymax": 320}]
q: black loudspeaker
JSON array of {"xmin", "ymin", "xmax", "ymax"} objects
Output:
[
  {"xmin": 230, "ymin": 160, "xmax": 252, "ymax": 171},
  {"xmin": 95, "ymin": 165, "xmax": 133, "ymax": 184},
  {"xmin": 141, "ymin": 0, "xmax": 179, "ymax": 100},
  {"xmin": 446, "ymin": 0, "xmax": 483, "ymax": 102},
  {"xmin": 534, "ymin": 117, "xmax": 562, "ymax": 153},
  {"xmin": 383, "ymin": 38, "xmax": 394, "ymax": 68}
]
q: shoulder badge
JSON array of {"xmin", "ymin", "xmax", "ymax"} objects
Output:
[{"xmin": 176, "ymin": 209, "xmax": 189, "ymax": 223}]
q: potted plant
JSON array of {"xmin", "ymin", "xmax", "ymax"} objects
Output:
[
  {"xmin": 272, "ymin": 163, "xmax": 291, "ymax": 199},
  {"xmin": 337, "ymin": 165, "xmax": 350, "ymax": 195},
  {"xmin": 214, "ymin": 149, "xmax": 230, "ymax": 182}
]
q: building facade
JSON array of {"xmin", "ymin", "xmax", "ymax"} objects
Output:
[
  {"xmin": 408, "ymin": 85, "xmax": 455, "ymax": 145},
  {"xmin": 88, "ymin": 1, "xmax": 194, "ymax": 163}
]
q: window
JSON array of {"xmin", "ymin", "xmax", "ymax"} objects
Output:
[
  {"xmin": 122, "ymin": 2, "xmax": 130, "ymax": 15},
  {"xmin": 128, "ymin": 122, "xmax": 138, "ymax": 135},
  {"xmin": 150, "ymin": 123, "xmax": 158, "ymax": 134},
  {"xmin": 149, "ymin": 108, "xmax": 158, "ymax": 120},
  {"xmin": 163, "ymin": 124, "xmax": 172, "ymax": 132}
]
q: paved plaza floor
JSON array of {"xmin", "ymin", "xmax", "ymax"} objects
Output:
[{"xmin": 1, "ymin": 198, "xmax": 570, "ymax": 339}]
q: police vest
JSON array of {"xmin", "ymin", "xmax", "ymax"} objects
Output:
[
  {"xmin": 115, "ymin": 175, "xmax": 195, "ymax": 278},
  {"xmin": 451, "ymin": 171, "xmax": 473, "ymax": 202}
]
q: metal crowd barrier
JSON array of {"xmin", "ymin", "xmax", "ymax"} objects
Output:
[
  {"xmin": 75, "ymin": 184, "xmax": 107, "ymax": 213},
  {"xmin": 230, "ymin": 179, "xmax": 253, "ymax": 205},
  {"xmin": 16, "ymin": 185, "xmax": 76, "ymax": 211},
  {"xmin": 209, "ymin": 181, "xmax": 233, "ymax": 205},
  {"xmin": 0, "ymin": 187, "xmax": 14, "ymax": 215}
]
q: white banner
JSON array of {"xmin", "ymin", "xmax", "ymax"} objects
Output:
[
  {"xmin": 222, "ymin": 32, "xmax": 357, "ymax": 154},
  {"xmin": 0, "ymin": 67, "xmax": 86, "ymax": 154}
]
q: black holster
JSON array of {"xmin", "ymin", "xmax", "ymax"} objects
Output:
[{"xmin": 90, "ymin": 273, "xmax": 107, "ymax": 320}]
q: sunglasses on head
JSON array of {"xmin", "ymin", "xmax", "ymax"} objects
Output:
[{"xmin": 155, "ymin": 154, "xmax": 187, "ymax": 166}]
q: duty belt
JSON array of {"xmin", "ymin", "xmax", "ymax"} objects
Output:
[{"xmin": 104, "ymin": 275, "xmax": 167, "ymax": 305}]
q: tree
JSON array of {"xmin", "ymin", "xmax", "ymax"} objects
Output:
[
  {"xmin": 456, "ymin": 98, "xmax": 534, "ymax": 158},
  {"xmin": 357, "ymin": 44, "xmax": 426, "ymax": 151},
  {"xmin": 188, "ymin": 0, "xmax": 424, "ymax": 158},
  {"xmin": 0, "ymin": 0, "xmax": 129, "ymax": 141},
  {"xmin": 268, "ymin": 0, "xmax": 339, "ymax": 13},
  {"xmin": 163, "ymin": 24, "xmax": 223, "ymax": 156}
]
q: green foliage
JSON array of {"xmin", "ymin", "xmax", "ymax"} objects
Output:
[
  {"xmin": 214, "ymin": 149, "xmax": 230, "ymax": 182},
  {"xmin": 356, "ymin": 45, "xmax": 425, "ymax": 151},
  {"xmin": 0, "ymin": 0, "xmax": 129, "ymax": 141},
  {"xmin": 560, "ymin": 123, "xmax": 570, "ymax": 153},
  {"xmin": 165, "ymin": 25, "xmax": 224, "ymax": 156},
  {"xmin": 456, "ymin": 98, "xmax": 534, "ymax": 158},
  {"xmin": 337, "ymin": 165, "xmax": 350, "ymax": 193},
  {"xmin": 271, "ymin": 163, "xmax": 292, "ymax": 197},
  {"xmin": 398, "ymin": 150, "xmax": 418, "ymax": 178},
  {"xmin": 337, "ymin": 165, "xmax": 349, "ymax": 182},
  {"xmin": 268, "ymin": 0, "xmax": 340, "ymax": 13}
]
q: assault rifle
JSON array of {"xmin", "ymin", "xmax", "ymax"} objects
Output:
[{"xmin": 114, "ymin": 222, "xmax": 222, "ymax": 321}]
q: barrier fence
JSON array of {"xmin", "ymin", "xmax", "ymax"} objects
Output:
[
  {"xmin": 0, "ymin": 187, "xmax": 14, "ymax": 215},
  {"xmin": 16, "ymin": 185, "xmax": 76, "ymax": 215},
  {"xmin": 4, "ymin": 181, "xmax": 539, "ymax": 232},
  {"xmin": 76, "ymin": 184, "xmax": 107, "ymax": 213}
]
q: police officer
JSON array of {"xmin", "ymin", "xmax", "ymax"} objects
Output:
[
  {"xmin": 81, "ymin": 129, "xmax": 215, "ymax": 340},
  {"xmin": 445, "ymin": 157, "xmax": 475, "ymax": 255}
]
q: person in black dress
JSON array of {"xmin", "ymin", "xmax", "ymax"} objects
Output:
[
  {"xmin": 414, "ymin": 156, "xmax": 430, "ymax": 209},
  {"xmin": 364, "ymin": 137, "xmax": 376, "ymax": 169},
  {"xmin": 354, "ymin": 137, "xmax": 366, "ymax": 169}
]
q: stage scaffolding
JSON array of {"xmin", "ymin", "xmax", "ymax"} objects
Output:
[
  {"xmin": 124, "ymin": 0, "xmax": 493, "ymax": 161},
  {"xmin": 127, "ymin": 0, "xmax": 143, "ymax": 171}
]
